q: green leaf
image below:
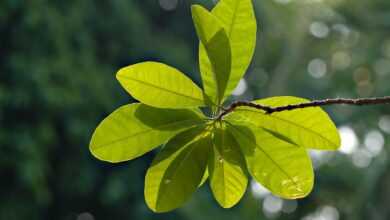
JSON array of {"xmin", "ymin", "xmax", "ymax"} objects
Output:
[
  {"xmin": 200, "ymin": 0, "xmax": 257, "ymax": 102},
  {"xmin": 199, "ymin": 169, "xmax": 209, "ymax": 187},
  {"xmin": 226, "ymin": 96, "xmax": 341, "ymax": 150},
  {"xmin": 227, "ymin": 122, "xmax": 314, "ymax": 199},
  {"xmin": 192, "ymin": 5, "xmax": 231, "ymax": 106},
  {"xmin": 145, "ymin": 126, "xmax": 211, "ymax": 213},
  {"xmin": 117, "ymin": 62, "xmax": 205, "ymax": 108},
  {"xmin": 209, "ymin": 125, "xmax": 248, "ymax": 208},
  {"xmin": 89, "ymin": 103, "xmax": 206, "ymax": 163}
]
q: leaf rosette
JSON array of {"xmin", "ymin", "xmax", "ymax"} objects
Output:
[{"xmin": 90, "ymin": 0, "xmax": 340, "ymax": 212}]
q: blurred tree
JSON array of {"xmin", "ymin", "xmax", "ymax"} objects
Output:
[{"xmin": 1, "ymin": 0, "xmax": 390, "ymax": 220}]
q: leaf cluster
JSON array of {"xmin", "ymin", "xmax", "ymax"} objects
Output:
[{"xmin": 90, "ymin": 0, "xmax": 341, "ymax": 213}]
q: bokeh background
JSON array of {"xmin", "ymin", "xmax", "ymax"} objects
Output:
[{"xmin": 1, "ymin": 0, "xmax": 390, "ymax": 219}]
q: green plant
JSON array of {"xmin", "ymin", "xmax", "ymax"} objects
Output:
[{"xmin": 89, "ymin": 0, "xmax": 390, "ymax": 213}]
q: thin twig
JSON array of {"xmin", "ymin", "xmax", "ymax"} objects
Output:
[{"xmin": 217, "ymin": 96, "xmax": 390, "ymax": 120}]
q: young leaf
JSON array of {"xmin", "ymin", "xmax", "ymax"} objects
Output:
[
  {"xmin": 89, "ymin": 104, "xmax": 205, "ymax": 163},
  {"xmin": 209, "ymin": 126, "xmax": 248, "ymax": 208},
  {"xmin": 117, "ymin": 62, "xmax": 205, "ymax": 108},
  {"xmin": 227, "ymin": 122, "xmax": 314, "ymax": 199},
  {"xmin": 145, "ymin": 127, "xmax": 211, "ymax": 213},
  {"xmin": 225, "ymin": 96, "xmax": 341, "ymax": 150},
  {"xmin": 192, "ymin": 5, "xmax": 232, "ymax": 106},
  {"xmin": 200, "ymin": 0, "xmax": 257, "ymax": 102}
]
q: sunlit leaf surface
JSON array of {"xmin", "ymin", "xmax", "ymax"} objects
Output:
[
  {"xmin": 90, "ymin": 104, "xmax": 205, "ymax": 163},
  {"xmin": 117, "ymin": 62, "xmax": 205, "ymax": 108},
  {"xmin": 145, "ymin": 126, "xmax": 211, "ymax": 212},
  {"xmin": 209, "ymin": 125, "xmax": 248, "ymax": 208},
  {"xmin": 226, "ymin": 96, "xmax": 341, "ymax": 150},
  {"xmin": 192, "ymin": 5, "xmax": 231, "ymax": 106},
  {"xmin": 201, "ymin": 0, "xmax": 257, "ymax": 102},
  {"xmin": 227, "ymin": 122, "xmax": 314, "ymax": 199}
]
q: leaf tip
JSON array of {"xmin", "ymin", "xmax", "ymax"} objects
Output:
[
  {"xmin": 115, "ymin": 65, "xmax": 128, "ymax": 85},
  {"xmin": 190, "ymin": 4, "xmax": 206, "ymax": 14}
]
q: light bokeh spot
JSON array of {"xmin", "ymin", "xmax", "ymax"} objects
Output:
[
  {"xmin": 251, "ymin": 180, "xmax": 270, "ymax": 199},
  {"xmin": 379, "ymin": 115, "xmax": 390, "ymax": 134},
  {"xmin": 364, "ymin": 130, "xmax": 385, "ymax": 156},
  {"xmin": 338, "ymin": 126, "xmax": 359, "ymax": 154},
  {"xmin": 310, "ymin": 22, "xmax": 330, "ymax": 39},
  {"xmin": 77, "ymin": 212, "xmax": 94, "ymax": 220},
  {"xmin": 308, "ymin": 58, "xmax": 327, "ymax": 78},
  {"xmin": 159, "ymin": 0, "xmax": 178, "ymax": 11},
  {"xmin": 232, "ymin": 79, "xmax": 248, "ymax": 96}
]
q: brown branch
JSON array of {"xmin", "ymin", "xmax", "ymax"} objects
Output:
[{"xmin": 217, "ymin": 96, "xmax": 390, "ymax": 120}]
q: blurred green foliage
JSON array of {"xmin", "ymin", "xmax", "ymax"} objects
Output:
[{"xmin": 1, "ymin": 0, "xmax": 390, "ymax": 219}]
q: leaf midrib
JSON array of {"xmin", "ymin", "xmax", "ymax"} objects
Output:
[
  {"xmin": 119, "ymin": 75, "xmax": 204, "ymax": 103},
  {"xmin": 156, "ymin": 137, "xmax": 205, "ymax": 209},
  {"xmin": 212, "ymin": 133, "xmax": 228, "ymax": 204},
  {"xmin": 226, "ymin": 0, "xmax": 240, "ymax": 38},
  {"xmin": 234, "ymin": 109, "xmax": 338, "ymax": 147},
  {"xmin": 203, "ymin": 43, "xmax": 221, "ymax": 105},
  {"xmin": 92, "ymin": 119, "xmax": 205, "ymax": 150},
  {"xmin": 225, "ymin": 122, "xmax": 302, "ymax": 192},
  {"xmin": 212, "ymin": 0, "xmax": 240, "ymax": 101}
]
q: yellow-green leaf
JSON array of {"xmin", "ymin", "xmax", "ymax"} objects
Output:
[
  {"xmin": 209, "ymin": 126, "xmax": 247, "ymax": 208},
  {"xmin": 200, "ymin": 0, "xmax": 257, "ymax": 102},
  {"xmin": 226, "ymin": 96, "xmax": 341, "ymax": 150},
  {"xmin": 199, "ymin": 169, "xmax": 209, "ymax": 187},
  {"xmin": 89, "ymin": 104, "xmax": 205, "ymax": 163},
  {"xmin": 117, "ymin": 62, "xmax": 205, "ymax": 108},
  {"xmin": 145, "ymin": 127, "xmax": 211, "ymax": 213},
  {"xmin": 192, "ymin": 5, "xmax": 231, "ymax": 106},
  {"xmin": 227, "ymin": 122, "xmax": 314, "ymax": 199}
]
